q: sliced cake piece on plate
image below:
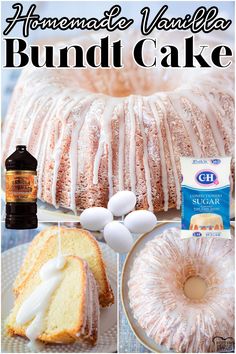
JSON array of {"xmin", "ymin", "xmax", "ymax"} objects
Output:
[
  {"xmin": 13, "ymin": 226, "xmax": 114, "ymax": 307},
  {"xmin": 6, "ymin": 255, "xmax": 99, "ymax": 346}
]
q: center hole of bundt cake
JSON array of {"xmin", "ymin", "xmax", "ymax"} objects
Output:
[
  {"xmin": 183, "ymin": 276, "xmax": 207, "ymax": 300},
  {"xmin": 72, "ymin": 67, "xmax": 178, "ymax": 97}
]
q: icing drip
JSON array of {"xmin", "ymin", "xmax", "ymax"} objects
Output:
[
  {"xmin": 11, "ymin": 94, "xmax": 39, "ymax": 149},
  {"xmin": 149, "ymin": 100, "xmax": 169, "ymax": 211},
  {"xmin": 128, "ymin": 96, "xmax": 136, "ymax": 194},
  {"xmin": 158, "ymin": 96, "xmax": 181, "ymax": 209},
  {"xmin": 181, "ymin": 89, "xmax": 226, "ymax": 155},
  {"xmin": 168, "ymin": 94, "xmax": 203, "ymax": 157},
  {"xmin": 93, "ymin": 137, "xmax": 105, "ymax": 185},
  {"xmin": 69, "ymin": 95, "xmax": 96, "ymax": 214},
  {"xmin": 137, "ymin": 97, "xmax": 153, "ymax": 211},
  {"xmin": 118, "ymin": 104, "xmax": 125, "ymax": 191},
  {"xmin": 16, "ymin": 225, "xmax": 66, "ymax": 351},
  {"xmin": 104, "ymin": 101, "xmax": 115, "ymax": 198},
  {"xmin": 51, "ymin": 119, "xmax": 67, "ymax": 208},
  {"xmin": 193, "ymin": 87, "xmax": 228, "ymax": 154},
  {"xmin": 37, "ymin": 98, "xmax": 61, "ymax": 198},
  {"xmin": 25, "ymin": 102, "xmax": 49, "ymax": 147},
  {"xmin": 93, "ymin": 99, "xmax": 117, "ymax": 197},
  {"xmin": 51, "ymin": 99, "xmax": 84, "ymax": 205}
]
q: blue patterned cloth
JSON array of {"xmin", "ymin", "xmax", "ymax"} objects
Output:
[{"xmin": 1, "ymin": 224, "xmax": 39, "ymax": 252}]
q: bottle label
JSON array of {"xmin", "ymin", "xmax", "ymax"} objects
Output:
[{"xmin": 6, "ymin": 171, "xmax": 37, "ymax": 203}]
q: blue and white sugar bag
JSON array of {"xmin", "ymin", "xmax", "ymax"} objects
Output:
[{"xmin": 180, "ymin": 157, "xmax": 231, "ymax": 239}]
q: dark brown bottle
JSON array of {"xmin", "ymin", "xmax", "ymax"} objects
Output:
[{"xmin": 5, "ymin": 145, "xmax": 38, "ymax": 229}]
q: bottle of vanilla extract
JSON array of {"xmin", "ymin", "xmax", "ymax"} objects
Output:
[{"xmin": 5, "ymin": 142, "xmax": 38, "ymax": 229}]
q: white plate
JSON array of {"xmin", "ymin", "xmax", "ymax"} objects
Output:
[
  {"xmin": 1, "ymin": 242, "xmax": 117, "ymax": 353},
  {"xmin": 121, "ymin": 222, "xmax": 179, "ymax": 353},
  {"xmin": 121, "ymin": 222, "xmax": 234, "ymax": 353}
]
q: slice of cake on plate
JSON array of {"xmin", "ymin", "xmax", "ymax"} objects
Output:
[
  {"xmin": 13, "ymin": 226, "xmax": 114, "ymax": 307},
  {"xmin": 6, "ymin": 255, "xmax": 99, "ymax": 346}
]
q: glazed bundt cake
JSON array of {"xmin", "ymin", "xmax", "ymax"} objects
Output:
[
  {"xmin": 128, "ymin": 227, "xmax": 234, "ymax": 353},
  {"xmin": 2, "ymin": 32, "xmax": 234, "ymax": 212},
  {"xmin": 13, "ymin": 226, "xmax": 114, "ymax": 307},
  {"xmin": 6, "ymin": 255, "xmax": 99, "ymax": 346}
]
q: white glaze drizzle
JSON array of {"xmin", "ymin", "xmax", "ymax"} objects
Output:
[
  {"xmin": 181, "ymin": 88, "xmax": 225, "ymax": 155},
  {"xmin": 167, "ymin": 94, "xmax": 203, "ymax": 157},
  {"xmin": 93, "ymin": 98, "xmax": 117, "ymax": 197},
  {"xmin": 105, "ymin": 100, "xmax": 115, "ymax": 198},
  {"xmin": 137, "ymin": 97, "xmax": 153, "ymax": 211},
  {"xmin": 25, "ymin": 102, "xmax": 48, "ymax": 148},
  {"xmin": 51, "ymin": 117, "xmax": 67, "ymax": 207},
  {"xmin": 93, "ymin": 105, "xmax": 106, "ymax": 185},
  {"xmin": 158, "ymin": 96, "xmax": 181, "ymax": 209},
  {"xmin": 37, "ymin": 98, "xmax": 61, "ymax": 198},
  {"xmin": 209, "ymin": 92, "xmax": 233, "ymax": 138},
  {"xmin": 34, "ymin": 93, "xmax": 60, "ymax": 159},
  {"xmin": 93, "ymin": 137, "xmax": 105, "ymax": 185},
  {"xmin": 16, "ymin": 224, "xmax": 66, "ymax": 351},
  {"xmin": 10, "ymin": 94, "xmax": 39, "ymax": 149},
  {"xmin": 69, "ymin": 95, "xmax": 95, "ymax": 214},
  {"xmin": 197, "ymin": 86, "xmax": 232, "ymax": 151},
  {"xmin": 48, "ymin": 96, "xmax": 80, "ymax": 206},
  {"xmin": 128, "ymin": 96, "xmax": 136, "ymax": 194},
  {"xmin": 149, "ymin": 100, "xmax": 169, "ymax": 211},
  {"xmin": 118, "ymin": 103, "xmax": 125, "ymax": 191}
]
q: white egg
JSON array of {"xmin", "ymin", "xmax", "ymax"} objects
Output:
[
  {"xmin": 124, "ymin": 210, "xmax": 157, "ymax": 234},
  {"xmin": 104, "ymin": 221, "xmax": 133, "ymax": 253},
  {"xmin": 80, "ymin": 207, "xmax": 113, "ymax": 231},
  {"xmin": 108, "ymin": 191, "xmax": 137, "ymax": 217}
]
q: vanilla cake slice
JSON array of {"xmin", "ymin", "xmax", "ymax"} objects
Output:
[
  {"xmin": 6, "ymin": 255, "xmax": 99, "ymax": 345},
  {"xmin": 13, "ymin": 226, "xmax": 114, "ymax": 307}
]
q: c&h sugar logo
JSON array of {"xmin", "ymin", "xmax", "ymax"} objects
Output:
[{"xmin": 195, "ymin": 170, "xmax": 219, "ymax": 186}]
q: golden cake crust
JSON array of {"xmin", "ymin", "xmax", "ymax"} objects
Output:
[{"xmin": 13, "ymin": 226, "xmax": 114, "ymax": 307}]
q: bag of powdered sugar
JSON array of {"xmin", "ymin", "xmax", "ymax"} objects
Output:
[{"xmin": 180, "ymin": 157, "xmax": 231, "ymax": 239}]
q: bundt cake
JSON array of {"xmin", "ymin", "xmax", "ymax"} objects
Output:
[
  {"xmin": 13, "ymin": 226, "xmax": 114, "ymax": 307},
  {"xmin": 2, "ymin": 32, "xmax": 234, "ymax": 212},
  {"xmin": 128, "ymin": 227, "xmax": 234, "ymax": 353},
  {"xmin": 6, "ymin": 255, "xmax": 99, "ymax": 347}
]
